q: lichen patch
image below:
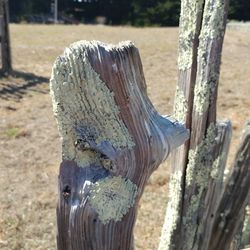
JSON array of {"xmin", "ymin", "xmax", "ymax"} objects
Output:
[
  {"xmin": 173, "ymin": 87, "xmax": 188, "ymax": 124},
  {"xmin": 183, "ymin": 124, "xmax": 218, "ymax": 248},
  {"xmin": 210, "ymin": 155, "xmax": 222, "ymax": 180},
  {"xmin": 50, "ymin": 41, "xmax": 135, "ymax": 167},
  {"xmin": 178, "ymin": 0, "xmax": 205, "ymax": 70},
  {"xmin": 89, "ymin": 176, "xmax": 137, "ymax": 224},
  {"xmin": 159, "ymin": 170, "xmax": 183, "ymax": 250},
  {"xmin": 198, "ymin": 0, "xmax": 225, "ymax": 42},
  {"xmin": 194, "ymin": 0, "xmax": 226, "ymax": 115},
  {"xmin": 186, "ymin": 123, "xmax": 217, "ymax": 186}
]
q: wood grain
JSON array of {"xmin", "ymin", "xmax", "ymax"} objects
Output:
[
  {"xmin": 159, "ymin": 0, "xmax": 204, "ymax": 247},
  {"xmin": 159, "ymin": 0, "xmax": 230, "ymax": 249},
  {"xmin": 198, "ymin": 120, "xmax": 232, "ymax": 249},
  {"xmin": 50, "ymin": 41, "xmax": 188, "ymax": 250},
  {"xmin": 209, "ymin": 122, "xmax": 250, "ymax": 250}
]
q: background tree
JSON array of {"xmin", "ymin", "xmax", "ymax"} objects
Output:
[
  {"xmin": 130, "ymin": 0, "xmax": 180, "ymax": 26},
  {"xmin": 228, "ymin": 0, "xmax": 250, "ymax": 21}
]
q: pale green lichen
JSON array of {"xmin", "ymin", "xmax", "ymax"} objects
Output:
[
  {"xmin": 178, "ymin": 0, "xmax": 204, "ymax": 70},
  {"xmin": 193, "ymin": 41, "xmax": 221, "ymax": 113},
  {"xmin": 74, "ymin": 149, "xmax": 100, "ymax": 167},
  {"xmin": 197, "ymin": 0, "xmax": 226, "ymax": 64},
  {"xmin": 186, "ymin": 124, "xmax": 217, "ymax": 186},
  {"xmin": 199, "ymin": 0, "xmax": 225, "ymax": 43},
  {"xmin": 241, "ymin": 208, "xmax": 250, "ymax": 247},
  {"xmin": 89, "ymin": 175, "xmax": 137, "ymax": 224},
  {"xmin": 182, "ymin": 186, "xmax": 206, "ymax": 250},
  {"xmin": 183, "ymin": 124, "xmax": 217, "ymax": 249},
  {"xmin": 194, "ymin": 79, "xmax": 210, "ymax": 115},
  {"xmin": 182, "ymin": 189, "xmax": 203, "ymax": 226},
  {"xmin": 158, "ymin": 171, "xmax": 182, "ymax": 250},
  {"xmin": 194, "ymin": 0, "xmax": 226, "ymax": 115},
  {"xmin": 173, "ymin": 87, "xmax": 188, "ymax": 124},
  {"xmin": 210, "ymin": 155, "xmax": 223, "ymax": 180},
  {"xmin": 50, "ymin": 41, "xmax": 135, "ymax": 167}
]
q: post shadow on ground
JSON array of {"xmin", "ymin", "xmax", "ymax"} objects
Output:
[{"xmin": 0, "ymin": 70, "xmax": 49, "ymax": 100}]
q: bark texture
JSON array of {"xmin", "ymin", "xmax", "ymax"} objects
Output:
[{"xmin": 50, "ymin": 41, "xmax": 189, "ymax": 250}]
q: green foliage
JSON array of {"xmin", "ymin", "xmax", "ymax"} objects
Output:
[
  {"xmin": 5, "ymin": 127, "xmax": 21, "ymax": 139},
  {"xmin": 9, "ymin": 0, "xmax": 50, "ymax": 16},
  {"xmin": 228, "ymin": 0, "xmax": 250, "ymax": 21},
  {"xmin": 130, "ymin": 0, "xmax": 180, "ymax": 26},
  {"xmin": 8, "ymin": 0, "xmax": 250, "ymax": 26}
]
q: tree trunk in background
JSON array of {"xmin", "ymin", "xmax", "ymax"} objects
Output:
[
  {"xmin": 0, "ymin": 0, "xmax": 11, "ymax": 75},
  {"xmin": 50, "ymin": 41, "xmax": 189, "ymax": 249}
]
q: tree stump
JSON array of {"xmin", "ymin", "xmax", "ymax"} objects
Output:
[{"xmin": 50, "ymin": 41, "xmax": 189, "ymax": 249}]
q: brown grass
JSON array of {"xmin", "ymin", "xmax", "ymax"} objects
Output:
[{"xmin": 0, "ymin": 24, "xmax": 249, "ymax": 250}]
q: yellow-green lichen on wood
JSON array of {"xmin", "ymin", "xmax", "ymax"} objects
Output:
[
  {"xmin": 50, "ymin": 41, "xmax": 135, "ymax": 167},
  {"xmin": 158, "ymin": 170, "xmax": 182, "ymax": 250},
  {"xmin": 194, "ymin": 0, "xmax": 226, "ymax": 115},
  {"xmin": 194, "ymin": 53, "xmax": 219, "ymax": 115},
  {"xmin": 241, "ymin": 207, "xmax": 250, "ymax": 247},
  {"xmin": 183, "ymin": 124, "xmax": 218, "ymax": 249},
  {"xmin": 198, "ymin": 0, "xmax": 226, "ymax": 43},
  {"xmin": 193, "ymin": 71, "xmax": 218, "ymax": 115},
  {"xmin": 173, "ymin": 86, "xmax": 188, "ymax": 124},
  {"xmin": 89, "ymin": 175, "xmax": 137, "ymax": 224},
  {"xmin": 210, "ymin": 154, "xmax": 224, "ymax": 180},
  {"xmin": 178, "ymin": 0, "xmax": 204, "ymax": 70},
  {"xmin": 186, "ymin": 124, "xmax": 217, "ymax": 187}
]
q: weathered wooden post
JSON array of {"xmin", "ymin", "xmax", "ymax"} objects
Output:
[
  {"xmin": 0, "ymin": 0, "xmax": 11, "ymax": 75},
  {"xmin": 159, "ymin": 0, "xmax": 250, "ymax": 249},
  {"xmin": 237, "ymin": 206, "xmax": 250, "ymax": 249},
  {"xmin": 50, "ymin": 41, "xmax": 189, "ymax": 249},
  {"xmin": 209, "ymin": 123, "xmax": 250, "ymax": 250}
]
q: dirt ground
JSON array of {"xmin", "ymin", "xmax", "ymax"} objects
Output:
[{"xmin": 0, "ymin": 24, "xmax": 249, "ymax": 250}]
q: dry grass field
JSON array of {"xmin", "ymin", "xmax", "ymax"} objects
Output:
[{"xmin": 0, "ymin": 24, "xmax": 249, "ymax": 250}]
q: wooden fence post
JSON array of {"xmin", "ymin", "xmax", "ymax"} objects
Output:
[
  {"xmin": 159, "ymin": 0, "xmax": 250, "ymax": 249},
  {"xmin": 50, "ymin": 41, "xmax": 189, "ymax": 249},
  {"xmin": 239, "ymin": 206, "xmax": 250, "ymax": 249},
  {"xmin": 159, "ymin": 0, "xmax": 229, "ymax": 248},
  {"xmin": 0, "ymin": 0, "xmax": 11, "ymax": 75},
  {"xmin": 209, "ymin": 123, "xmax": 250, "ymax": 250}
]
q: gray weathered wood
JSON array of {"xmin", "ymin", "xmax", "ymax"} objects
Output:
[
  {"xmin": 0, "ymin": 0, "xmax": 11, "ymax": 75},
  {"xmin": 240, "ymin": 205, "xmax": 250, "ymax": 249},
  {"xmin": 159, "ymin": 0, "xmax": 205, "ymax": 247},
  {"xmin": 208, "ymin": 122, "xmax": 250, "ymax": 250},
  {"xmin": 198, "ymin": 120, "xmax": 232, "ymax": 249},
  {"xmin": 230, "ymin": 211, "xmax": 245, "ymax": 250},
  {"xmin": 50, "ymin": 41, "xmax": 189, "ymax": 249},
  {"xmin": 159, "ymin": 0, "xmax": 229, "ymax": 249}
]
